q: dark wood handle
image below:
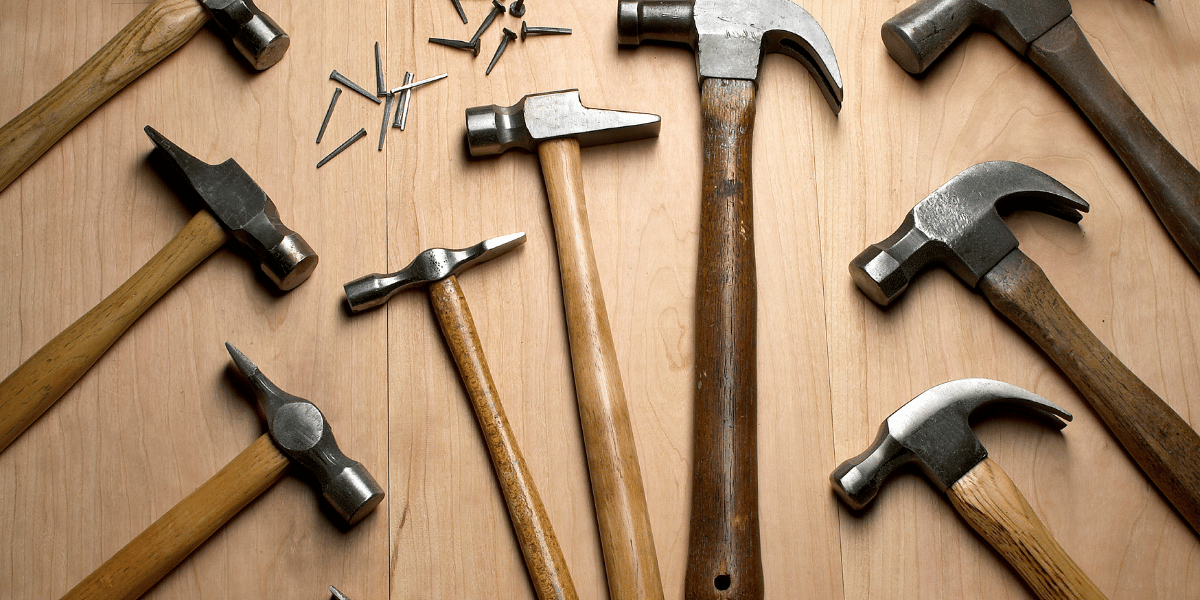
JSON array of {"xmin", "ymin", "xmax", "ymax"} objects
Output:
[
  {"xmin": 948, "ymin": 458, "xmax": 1108, "ymax": 600},
  {"xmin": 1028, "ymin": 16, "xmax": 1200, "ymax": 272},
  {"xmin": 538, "ymin": 138, "xmax": 665, "ymax": 600},
  {"xmin": 61, "ymin": 433, "xmax": 289, "ymax": 600},
  {"xmin": 0, "ymin": 0, "xmax": 208, "ymax": 193},
  {"xmin": 428, "ymin": 276, "xmax": 579, "ymax": 600},
  {"xmin": 685, "ymin": 78, "xmax": 762, "ymax": 600},
  {"xmin": 979, "ymin": 249, "xmax": 1200, "ymax": 534},
  {"xmin": 0, "ymin": 211, "xmax": 227, "ymax": 453}
]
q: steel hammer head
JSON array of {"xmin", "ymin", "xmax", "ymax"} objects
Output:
[
  {"xmin": 616, "ymin": 0, "xmax": 843, "ymax": 112},
  {"xmin": 465, "ymin": 90, "xmax": 661, "ymax": 157},
  {"xmin": 850, "ymin": 161, "xmax": 1088, "ymax": 306},
  {"xmin": 343, "ymin": 233, "xmax": 526, "ymax": 311},
  {"xmin": 882, "ymin": 0, "xmax": 1071, "ymax": 74},
  {"xmin": 831, "ymin": 379, "xmax": 1071, "ymax": 510},
  {"xmin": 145, "ymin": 126, "xmax": 318, "ymax": 291},
  {"xmin": 202, "ymin": 0, "xmax": 291, "ymax": 70},
  {"xmin": 226, "ymin": 343, "xmax": 384, "ymax": 525}
]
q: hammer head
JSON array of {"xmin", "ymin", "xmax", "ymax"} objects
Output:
[
  {"xmin": 881, "ymin": 0, "xmax": 1071, "ymax": 74},
  {"xmin": 465, "ymin": 90, "xmax": 661, "ymax": 157},
  {"xmin": 145, "ymin": 126, "xmax": 318, "ymax": 291},
  {"xmin": 202, "ymin": 0, "xmax": 291, "ymax": 70},
  {"xmin": 850, "ymin": 161, "xmax": 1088, "ymax": 306},
  {"xmin": 343, "ymin": 232, "xmax": 526, "ymax": 312},
  {"xmin": 616, "ymin": 0, "xmax": 843, "ymax": 112},
  {"xmin": 226, "ymin": 343, "xmax": 384, "ymax": 525},
  {"xmin": 831, "ymin": 378, "xmax": 1071, "ymax": 510}
]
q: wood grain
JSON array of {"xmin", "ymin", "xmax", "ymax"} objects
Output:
[
  {"xmin": 979, "ymin": 249, "xmax": 1200, "ymax": 534},
  {"xmin": 1, "ymin": 0, "xmax": 1198, "ymax": 599},
  {"xmin": 429, "ymin": 275, "xmax": 579, "ymax": 600},
  {"xmin": 948, "ymin": 458, "xmax": 1107, "ymax": 600},
  {"xmin": 538, "ymin": 137, "xmax": 665, "ymax": 600},
  {"xmin": 0, "ymin": 0, "xmax": 208, "ymax": 193},
  {"xmin": 60, "ymin": 433, "xmax": 289, "ymax": 600},
  {"xmin": 0, "ymin": 209, "xmax": 227, "ymax": 452},
  {"xmin": 686, "ymin": 78, "xmax": 762, "ymax": 600}
]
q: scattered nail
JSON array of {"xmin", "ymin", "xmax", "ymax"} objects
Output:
[
  {"xmin": 521, "ymin": 22, "xmax": 572, "ymax": 40},
  {"xmin": 378, "ymin": 93, "xmax": 395, "ymax": 150},
  {"xmin": 486, "ymin": 28, "xmax": 518, "ymax": 76},
  {"xmin": 331, "ymin": 70, "xmax": 381, "ymax": 104},
  {"xmin": 317, "ymin": 128, "xmax": 367, "ymax": 168},
  {"xmin": 389, "ymin": 73, "xmax": 448, "ymax": 94},
  {"xmin": 469, "ymin": 0, "xmax": 506, "ymax": 45},
  {"xmin": 449, "ymin": 0, "xmax": 468, "ymax": 23},
  {"xmin": 317, "ymin": 88, "xmax": 341, "ymax": 144},
  {"xmin": 374, "ymin": 42, "xmax": 387, "ymax": 96},
  {"xmin": 393, "ymin": 72, "xmax": 415, "ymax": 129},
  {"xmin": 509, "ymin": 0, "xmax": 526, "ymax": 17},
  {"xmin": 428, "ymin": 37, "xmax": 481, "ymax": 56}
]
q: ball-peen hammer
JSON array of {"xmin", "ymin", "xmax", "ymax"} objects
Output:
[
  {"xmin": 0, "ymin": 126, "xmax": 316, "ymax": 454},
  {"xmin": 0, "ymin": 0, "xmax": 288, "ymax": 194},
  {"xmin": 617, "ymin": 2, "xmax": 843, "ymax": 598}
]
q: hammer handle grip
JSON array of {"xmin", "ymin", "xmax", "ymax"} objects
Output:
[
  {"xmin": 0, "ymin": 0, "xmax": 208, "ymax": 194},
  {"xmin": 686, "ymin": 78, "xmax": 762, "ymax": 600},
  {"xmin": 61, "ymin": 433, "xmax": 289, "ymax": 600},
  {"xmin": 980, "ymin": 249, "xmax": 1200, "ymax": 534},
  {"xmin": 538, "ymin": 138, "xmax": 665, "ymax": 600},
  {"xmin": 1028, "ymin": 17, "xmax": 1200, "ymax": 273},
  {"xmin": 947, "ymin": 458, "xmax": 1107, "ymax": 600},
  {"xmin": 429, "ymin": 276, "xmax": 579, "ymax": 600},
  {"xmin": 0, "ymin": 210, "xmax": 227, "ymax": 453}
]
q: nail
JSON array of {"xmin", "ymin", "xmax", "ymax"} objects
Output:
[
  {"xmin": 509, "ymin": 0, "xmax": 526, "ymax": 17},
  {"xmin": 317, "ymin": 128, "xmax": 367, "ymax": 168},
  {"xmin": 449, "ymin": 0, "xmax": 468, "ymax": 23},
  {"xmin": 374, "ymin": 42, "xmax": 386, "ymax": 96},
  {"xmin": 428, "ymin": 37, "xmax": 481, "ymax": 57},
  {"xmin": 469, "ymin": 0, "xmax": 506, "ymax": 45},
  {"xmin": 378, "ymin": 93, "xmax": 395, "ymax": 150},
  {"xmin": 389, "ymin": 73, "xmax": 448, "ymax": 94},
  {"xmin": 393, "ymin": 72, "xmax": 414, "ymax": 129},
  {"xmin": 520, "ymin": 23, "xmax": 572, "ymax": 40},
  {"xmin": 316, "ymin": 88, "xmax": 341, "ymax": 144},
  {"xmin": 486, "ymin": 28, "xmax": 518, "ymax": 76},
  {"xmin": 330, "ymin": 70, "xmax": 381, "ymax": 104}
]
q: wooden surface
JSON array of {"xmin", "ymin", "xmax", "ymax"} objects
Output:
[{"xmin": 1, "ymin": 0, "xmax": 1198, "ymax": 599}]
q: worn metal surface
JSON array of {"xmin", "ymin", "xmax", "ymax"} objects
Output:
[
  {"xmin": 201, "ymin": 0, "xmax": 290, "ymax": 70},
  {"xmin": 831, "ymin": 378, "xmax": 1071, "ymax": 509},
  {"xmin": 465, "ymin": 90, "xmax": 660, "ymax": 156}
]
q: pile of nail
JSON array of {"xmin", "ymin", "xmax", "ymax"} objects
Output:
[
  {"xmin": 316, "ymin": 42, "xmax": 448, "ymax": 168},
  {"xmin": 432, "ymin": 0, "xmax": 571, "ymax": 76}
]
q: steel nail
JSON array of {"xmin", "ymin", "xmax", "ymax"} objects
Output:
[
  {"xmin": 317, "ymin": 128, "xmax": 367, "ymax": 168},
  {"xmin": 316, "ymin": 88, "xmax": 341, "ymax": 144}
]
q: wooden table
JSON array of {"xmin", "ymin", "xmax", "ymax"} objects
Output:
[{"xmin": 2, "ymin": 0, "xmax": 1198, "ymax": 598}]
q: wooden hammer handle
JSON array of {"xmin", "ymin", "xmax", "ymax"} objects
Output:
[
  {"xmin": 979, "ymin": 249, "xmax": 1200, "ymax": 534},
  {"xmin": 0, "ymin": 210, "xmax": 227, "ymax": 453},
  {"xmin": 0, "ymin": 0, "xmax": 208, "ymax": 193},
  {"xmin": 537, "ymin": 137, "xmax": 665, "ymax": 600},
  {"xmin": 428, "ymin": 276, "xmax": 579, "ymax": 600},
  {"xmin": 686, "ymin": 78, "xmax": 762, "ymax": 600},
  {"xmin": 948, "ymin": 458, "xmax": 1108, "ymax": 600},
  {"xmin": 61, "ymin": 433, "xmax": 290, "ymax": 600},
  {"xmin": 1028, "ymin": 17, "xmax": 1200, "ymax": 273}
]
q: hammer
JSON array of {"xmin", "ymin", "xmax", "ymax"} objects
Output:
[
  {"xmin": 344, "ymin": 233, "xmax": 579, "ymax": 600},
  {"xmin": 883, "ymin": 0, "xmax": 1200, "ymax": 273},
  {"xmin": 851, "ymin": 161, "xmax": 1200, "ymax": 535},
  {"xmin": 0, "ymin": 126, "xmax": 317, "ymax": 453},
  {"xmin": 617, "ymin": 2, "xmax": 842, "ymax": 598},
  {"xmin": 0, "ymin": 0, "xmax": 288, "ymax": 193},
  {"xmin": 831, "ymin": 379, "xmax": 1107, "ymax": 600},
  {"xmin": 61, "ymin": 343, "xmax": 383, "ymax": 600},
  {"xmin": 464, "ymin": 89, "xmax": 665, "ymax": 600}
]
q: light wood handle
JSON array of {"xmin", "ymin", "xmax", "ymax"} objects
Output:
[
  {"xmin": 428, "ymin": 276, "xmax": 579, "ymax": 600},
  {"xmin": 61, "ymin": 433, "xmax": 290, "ymax": 600},
  {"xmin": 0, "ymin": 210, "xmax": 227, "ymax": 452},
  {"xmin": 537, "ymin": 137, "xmax": 665, "ymax": 600},
  {"xmin": 0, "ymin": 0, "xmax": 208, "ymax": 193},
  {"xmin": 979, "ymin": 249, "xmax": 1200, "ymax": 534},
  {"xmin": 948, "ymin": 458, "xmax": 1108, "ymax": 600},
  {"xmin": 686, "ymin": 77, "xmax": 762, "ymax": 600},
  {"xmin": 1028, "ymin": 17, "xmax": 1200, "ymax": 273}
]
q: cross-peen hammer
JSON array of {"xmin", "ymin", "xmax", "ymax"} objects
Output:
[
  {"xmin": 617, "ymin": 2, "xmax": 843, "ymax": 598},
  {"xmin": 464, "ymin": 89, "xmax": 665, "ymax": 600},
  {"xmin": 344, "ymin": 233, "xmax": 579, "ymax": 600},
  {"xmin": 0, "ymin": 126, "xmax": 317, "ymax": 454},
  {"xmin": 60, "ymin": 343, "xmax": 383, "ymax": 600},
  {"xmin": 883, "ymin": 0, "xmax": 1200, "ymax": 274},
  {"xmin": 832, "ymin": 379, "xmax": 1107, "ymax": 600},
  {"xmin": 0, "ymin": 0, "xmax": 288, "ymax": 194},
  {"xmin": 851, "ymin": 161, "xmax": 1200, "ymax": 536}
]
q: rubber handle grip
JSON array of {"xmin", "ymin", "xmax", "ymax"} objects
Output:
[
  {"xmin": 0, "ymin": 211, "xmax": 228, "ymax": 453},
  {"xmin": 429, "ymin": 276, "xmax": 579, "ymax": 600},
  {"xmin": 685, "ymin": 78, "xmax": 762, "ymax": 600},
  {"xmin": 538, "ymin": 138, "xmax": 665, "ymax": 600},
  {"xmin": 948, "ymin": 458, "xmax": 1108, "ymax": 600},
  {"xmin": 980, "ymin": 249, "xmax": 1200, "ymax": 535},
  {"xmin": 1028, "ymin": 17, "xmax": 1200, "ymax": 274},
  {"xmin": 0, "ymin": 0, "xmax": 208, "ymax": 193},
  {"xmin": 60, "ymin": 433, "xmax": 290, "ymax": 600}
]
